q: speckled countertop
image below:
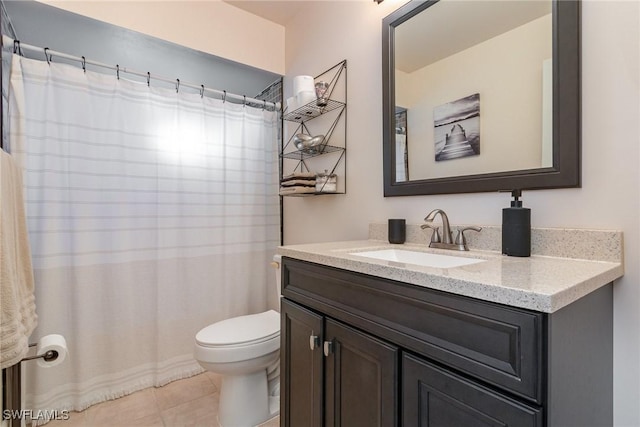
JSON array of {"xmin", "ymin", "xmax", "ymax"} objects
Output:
[{"xmin": 277, "ymin": 226, "xmax": 624, "ymax": 313}]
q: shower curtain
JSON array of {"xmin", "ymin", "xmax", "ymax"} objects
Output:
[
  {"xmin": 395, "ymin": 132, "xmax": 407, "ymax": 182},
  {"xmin": 7, "ymin": 55, "xmax": 280, "ymax": 413}
]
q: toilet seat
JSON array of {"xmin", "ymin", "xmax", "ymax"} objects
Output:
[{"xmin": 194, "ymin": 310, "xmax": 280, "ymax": 363}]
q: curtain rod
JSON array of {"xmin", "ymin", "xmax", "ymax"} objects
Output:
[{"xmin": 2, "ymin": 35, "xmax": 281, "ymax": 111}]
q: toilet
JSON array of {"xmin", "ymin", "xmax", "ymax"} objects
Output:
[{"xmin": 194, "ymin": 255, "xmax": 282, "ymax": 427}]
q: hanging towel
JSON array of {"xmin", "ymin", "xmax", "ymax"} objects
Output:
[{"xmin": 0, "ymin": 150, "xmax": 37, "ymax": 369}]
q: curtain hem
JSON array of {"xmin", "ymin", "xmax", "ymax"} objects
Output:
[{"xmin": 29, "ymin": 357, "xmax": 204, "ymax": 425}]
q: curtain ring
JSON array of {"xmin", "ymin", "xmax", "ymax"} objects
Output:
[
  {"xmin": 222, "ymin": 90, "xmax": 226, "ymax": 103},
  {"xmin": 200, "ymin": 85, "xmax": 205, "ymax": 98},
  {"xmin": 116, "ymin": 64, "xmax": 120, "ymax": 80},
  {"xmin": 175, "ymin": 78, "xmax": 180, "ymax": 93},
  {"xmin": 243, "ymin": 95, "xmax": 246, "ymax": 107},
  {"xmin": 13, "ymin": 40, "xmax": 20, "ymax": 55},
  {"xmin": 44, "ymin": 47, "xmax": 50, "ymax": 65},
  {"xmin": 81, "ymin": 56, "xmax": 86, "ymax": 73},
  {"xmin": 147, "ymin": 72, "xmax": 150, "ymax": 87},
  {"xmin": 262, "ymin": 99, "xmax": 266, "ymax": 110}
]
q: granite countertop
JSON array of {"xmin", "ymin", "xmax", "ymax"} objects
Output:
[{"xmin": 277, "ymin": 230, "xmax": 624, "ymax": 313}]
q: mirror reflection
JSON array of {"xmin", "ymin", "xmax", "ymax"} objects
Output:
[
  {"xmin": 394, "ymin": 0, "xmax": 552, "ymax": 182},
  {"xmin": 395, "ymin": 106, "xmax": 409, "ymax": 181}
]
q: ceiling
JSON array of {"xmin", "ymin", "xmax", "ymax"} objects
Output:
[
  {"xmin": 224, "ymin": 1, "xmax": 551, "ymax": 73},
  {"xmin": 224, "ymin": 1, "xmax": 312, "ymax": 26},
  {"xmin": 395, "ymin": 1, "xmax": 552, "ymax": 73}
]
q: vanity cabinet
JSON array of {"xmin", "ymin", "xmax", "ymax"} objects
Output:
[
  {"xmin": 281, "ymin": 298, "xmax": 398, "ymax": 426},
  {"xmin": 403, "ymin": 354, "xmax": 540, "ymax": 427},
  {"xmin": 280, "ymin": 257, "xmax": 613, "ymax": 427}
]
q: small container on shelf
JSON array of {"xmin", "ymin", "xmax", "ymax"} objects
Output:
[
  {"xmin": 316, "ymin": 170, "xmax": 337, "ymax": 193},
  {"xmin": 314, "ymin": 81, "xmax": 329, "ymax": 107}
]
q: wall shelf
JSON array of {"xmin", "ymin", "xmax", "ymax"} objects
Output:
[
  {"xmin": 279, "ymin": 191, "xmax": 341, "ymax": 197},
  {"xmin": 281, "ymin": 144, "xmax": 344, "ymax": 161},
  {"xmin": 280, "ymin": 60, "xmax": 347, "ymax": 197},
  {"xmin": 283, "ymin": 99, "xmax": 345, "ymax": 123}
]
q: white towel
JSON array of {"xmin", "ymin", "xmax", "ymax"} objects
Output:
[
  {"xmin": 1, "ymin": 150, "xmax": 37, "ymax": 369},
  {"xmin": 279, "ymin": 186, "xmax": 316, "ymax": 195}
]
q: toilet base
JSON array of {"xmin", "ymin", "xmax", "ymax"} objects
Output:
[
  {"xmin": 218, "ymin": 369, "xmax": 278, "ymax": 427},
  {"xmin": 269, "ymin": 395, "xmax": 279, "ymax": 419}
]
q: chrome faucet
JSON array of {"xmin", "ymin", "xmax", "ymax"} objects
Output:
[
  {"xmin": 422, "ymin": 209, "xmax": 453, "ymax": 244},
  {"xmin": 421, "ymin": 209, "xmax": 481, "ymax": 251}
]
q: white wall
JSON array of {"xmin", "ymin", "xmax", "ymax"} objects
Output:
[
  {"xmin": 37, "ymin": 0, "xmax": 286, "ymax": 75},
  {"xmin": 284, "ymin": 1, "xmax": 640, "ymax": 425}
]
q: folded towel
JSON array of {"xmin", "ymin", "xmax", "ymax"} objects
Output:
[
  {"xmin": 279, "ymin": 186, "xmax": 317, "ymax": 195},
  {"xmin": 280, "ymin": 179, "xmax": 317, "ymax": 187},
  {"xmin": 281, "ymin": 172, "xmax": 316, "ymax": 182},
  {"xmin": 1, "ymin": 150, "xmax": 37, "ymax": 369}
]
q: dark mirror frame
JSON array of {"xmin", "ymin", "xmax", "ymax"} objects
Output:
[{"xmin": 382, "ymin": 0, "xmax": 581, "ymax": 196}]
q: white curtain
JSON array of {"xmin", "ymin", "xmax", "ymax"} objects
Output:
[
  {"xmin": 395, "ymin": 133, "xmax": 407, "ymax": 182},
  {"xmin": 7, "ymin": 55, "xmax": 280, "ymax": 413}
]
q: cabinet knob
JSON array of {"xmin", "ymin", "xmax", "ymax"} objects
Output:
[
  {"xmin": 323, "ymin": 340, "xmax": 333, "ymax": 357},
  {"xmin": 309, "ymin": 335, "xmax": 320, "ymax": 351}
]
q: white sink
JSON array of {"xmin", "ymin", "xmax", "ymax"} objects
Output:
[{"xmin": 350, "ymin": 249, "xmax": 485, "ymax": 269}]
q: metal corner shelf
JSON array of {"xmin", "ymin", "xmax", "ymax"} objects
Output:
[
  {"xmin": 278, "ymin": 191, "xmax": 345, "ymax": 197},
  {"xmin": 281, "ymin": 144, "xmax": 344, "ymax": 161},
  {"xmin": 280, "ymin": 60, "xmax": 347, "ymax": 198},
  {"xmin": 283, "ymin": 99, "xmax": 345, "ymax": 123}
]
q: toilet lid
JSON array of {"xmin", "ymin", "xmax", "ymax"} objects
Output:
[{"xmin": 196, "ymin": 310, "xmax": 280, "ymax": 347}]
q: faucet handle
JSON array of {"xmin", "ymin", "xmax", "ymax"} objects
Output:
[
  {"xmin": 454, "ymin": 226, "xmax": 482, "ymax": 247},
  {"xmin": 421, "ymin": 223, "xmax": 441, "ymax": 243}
]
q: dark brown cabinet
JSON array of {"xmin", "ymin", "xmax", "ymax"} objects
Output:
[
  {"xmin": 281, "ymin": 299, "xmax": 398, "ymax": 427},
  {"xmin": 281, "ymin": 299, "xmax": 323, "ymax": 427},
  {"xmin": 280, "ymin": 257, "xmax": 613, "ymax": 427},
  {"xmin": 324, "ymin": 318, "xmax": 398, "ymax": 426},
  {"xmin": 403, "ymin": 353, "xmax": 541, "ymax": 427}
]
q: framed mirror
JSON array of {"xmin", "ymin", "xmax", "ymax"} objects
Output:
[{"xmin": 382, "ymin": 0, "xmax": 580, "ymax": 196}]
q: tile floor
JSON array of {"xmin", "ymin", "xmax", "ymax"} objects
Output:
[{"xmin": 45, "ymin": 372, "xmax": 280, "ymax": 427}]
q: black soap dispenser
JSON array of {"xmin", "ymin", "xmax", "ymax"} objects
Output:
[{"xmin": 502, "ymin": 190, "xmax": 531, "ymax": 257}]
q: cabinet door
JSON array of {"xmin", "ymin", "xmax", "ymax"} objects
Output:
[
  {"xmin": 281, "ymin": 299, "xmax": 324, "ymax": 427},
  {"xmin": 402, "ymin": 353, "xmax": 542, "ymax": 427},
  {"xmin": 324, "ymin": 318, "xmax": 399, "ymax": 427}
]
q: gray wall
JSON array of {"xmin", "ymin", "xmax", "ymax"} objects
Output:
[{"xmin": 3, "ymin": 0, "xmax": 281, "ymax": 99}]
